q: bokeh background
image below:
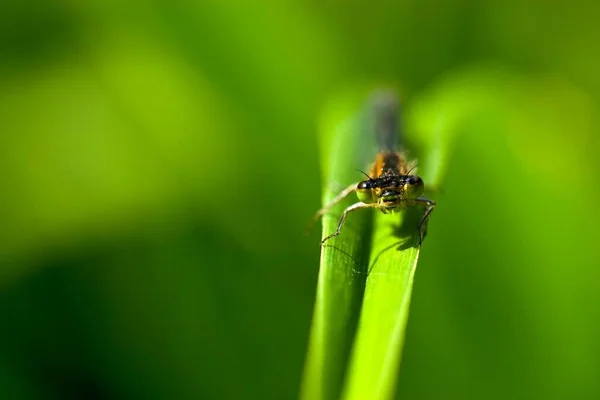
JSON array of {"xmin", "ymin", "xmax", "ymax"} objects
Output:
[{"xmin": 1, "ymin": 1, "xmax": 599, "ymax": 399}]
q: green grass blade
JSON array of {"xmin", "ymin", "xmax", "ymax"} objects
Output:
[
  {"xmin": 341, "ymin": 209, "xmax": 421, "ymax": 400},
  {"xmin": 301, "ymin": 92, "xmax": 377, "ymax": 400},
  {"xmin": 302, "ymin": 89, "xmax": 433, "ymax": 400},
  {"xmin": 301, "ymin": 87, "xmax": 448, "ymax": 400}
]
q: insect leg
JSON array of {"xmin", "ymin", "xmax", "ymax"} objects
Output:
[
  {"xmin": 414, "ymin": 197, "xmax": 436, "ymax": 245},
  {"xmin": 320, "ymin": 202, "xmax": 378, "ymax": 246},
  {"xmin": 308, "ymin": 182, "xmax": 359, "ymax": 233}
]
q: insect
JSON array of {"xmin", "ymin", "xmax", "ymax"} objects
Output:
[{"xmin": 313, "ymin": 92, "xmax": 435, "ymax": 246}]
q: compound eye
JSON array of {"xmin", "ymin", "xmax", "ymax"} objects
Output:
[
  {"xmin": 357, "ymin": 180, "xmax": 371, "ymax": 190},
  {"xmin": 407, "ymin": 175, "xmax": 423, "ymax": 186},
  {"xmin": 404, "ymin": 175, "xmax": 424, "ymax": 199},
  {"xmin": 356, "ymin": 180, "xmax": 375, "ymax": 203}
]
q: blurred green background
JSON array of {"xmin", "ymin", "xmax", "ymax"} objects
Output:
[{"xmin": 1, "ymin": 1, "xmax": 599, "ymax": 399}]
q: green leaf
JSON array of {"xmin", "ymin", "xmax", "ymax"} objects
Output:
[
  {"xmin": 340, "ymin": 210, "xmax": 420, "ymax": 400},
  {"xmin": 301, "ymin": 89, "xmax": 428, "ymax": 400},
  {"xmin": 301, "ymin": 91, "xmax": 376, "ymax": 400}
]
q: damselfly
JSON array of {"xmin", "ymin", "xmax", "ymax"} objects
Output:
[{"xmin": 314, "ymin": 92, "xmax": 435, "ymax": 246}]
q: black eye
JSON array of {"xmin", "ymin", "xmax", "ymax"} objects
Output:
[
  {"xmin": 407, "ymin": 175, "xmax": 423, "ymax": 186},
  {"xmin": 357, "ymin": 180, "xmax": 372, "ymax": 190}
]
